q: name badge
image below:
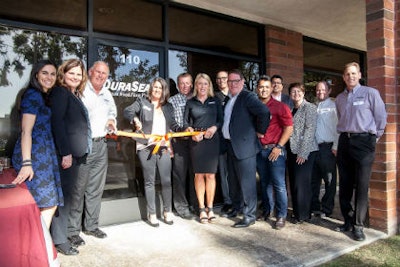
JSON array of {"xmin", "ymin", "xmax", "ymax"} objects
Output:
[
  {"xmin": 208, "ymin": 101, "xmax": 215, "ymax": 105},
  {"xmin": 318, "ymin": 108, "xmax": 333, "ymax": 113},
  {"xmin": 353, "ymin": 100, "xmax": 364, "ymax": 106},
  {"xmin": 143, "ymin": 105, "xmax": 151, "ymax": 111}
]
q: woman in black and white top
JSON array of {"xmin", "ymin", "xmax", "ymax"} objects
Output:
[
  {"xmin": 287, "ymin": 82, "xmax": 318, "ymax": 224},
  {"xmin": 124, "ymin": 77, "xmax": 181, "ymax": 227}
]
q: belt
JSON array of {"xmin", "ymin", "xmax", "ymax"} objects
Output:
[
  {"xmin": 92, "ymin": 137, "xmax": 106, "ymax": 142},
  {"xmin": 262, "ymin": 144, "xmax": 276, "ymax": 149},
  {"xmin": 342, "ymin": 132, "xmax": 375, "ymax": 138},
  {"xmin": 318, "ymin": 142, "xmax": 333, "ymax": 146}
]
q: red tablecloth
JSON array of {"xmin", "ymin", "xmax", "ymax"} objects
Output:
[{"xmin": 0, "ymin": 169, "xmax": 59, "ymax": 267}]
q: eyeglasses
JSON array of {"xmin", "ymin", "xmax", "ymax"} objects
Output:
[
  {"xmin": 216, "ymin": 77, "xmax": 228, "ymax": 81},
  {"xmin": 227, "ymin": 79, "xmax": 242, "ymax": 84}
]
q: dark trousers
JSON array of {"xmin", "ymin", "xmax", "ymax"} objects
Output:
[
  {"xmin": 137, "ymin": 147, "xmax": 172, "ymax": 214},
  {"xmin": 288, "ymin": 150, "xmax": 317, "ymax": 221},
  {"xmin": 51, "ymin": 158, "xmax": 80, "ymax": 245},
  {"xmin": 226, "ymin": 142, "xmax": 257, "ymax": 221},
  {"xmin": 171, "ymin": 139, "xmax": 195, "ymax": 214},
  {"xmin": 218, "ymin": 152, "xmax": 231, "ymax": 205},
  {"xmin": 337, "ymin": 133, "xmax": 376, "ymax": 227},
  {"xmin": 311, "ymin": 143, "xmax": 337, "ymax": 215}
]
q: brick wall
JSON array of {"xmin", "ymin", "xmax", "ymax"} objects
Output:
[
  {"xmin": 396, "ymin": 0, "xmax": 400, "ymax": 234},
  {"xmin": 264, "ymin": 25, "xmax": 303, "ymax": 94},
  {"xmin": 366, "ymin": 0, "xmax": 399, "ymax": 235}
]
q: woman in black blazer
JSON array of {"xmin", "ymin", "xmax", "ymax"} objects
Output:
[
  {"xmin": 124, "ymin": 77, "xmax": 181, "ymax": 227},
  {"xmin": 50, "ymin": 59, "xmax": 91, "ymax": 255}
]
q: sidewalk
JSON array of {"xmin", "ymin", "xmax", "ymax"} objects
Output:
[{"xmin": 58, "ymin": 210, "xmax": 386, "ymax": 267}]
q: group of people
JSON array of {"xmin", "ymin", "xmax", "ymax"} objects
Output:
[
  {"xmin": 10, "ymin": 59, "xmax": 386, "ymax": 263},
  {"xmin": 11, "ymin": 59, "xmax": 116, "ymax": 255},
  {"xmin": 126, "ymin": 63, "xmax": 386, "ymax": 243}
]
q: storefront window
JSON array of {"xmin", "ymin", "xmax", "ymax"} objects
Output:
[
  {"xmin": 169, "ymin": 49, "xmax": 260, "ymax": 92},
  {"xmin": 0, "ymin": 25, "xmax": 87, "ymax": 157},
  {"xmin": 169, "ymin": 7, "xmax": 259, "ymax": 56},
  {"xmin": 94, "ymin": 0, "xmax": 162, "ymax": 41},
  {"xmin": 303, "ymin": 38, "xmax": 363, "ymax": 101},
  {"xmin": 0, "ymin": 0, "xmax": 86, "ymax": 30}
]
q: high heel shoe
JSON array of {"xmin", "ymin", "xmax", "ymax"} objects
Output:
[
  {"xmin": 163, "ymin": 211, "xmax": 174, "ymax": 225},
  {"xmin": 199, "ymin": 207, "xmax": 208, "ymax": 224},
  {"xmin": 207, "ymin": 207, "xmax": 216, "ymax": 223},
  {"xmin": 147, "ymin": 214, "xmax": 159, "ymax": 227}
]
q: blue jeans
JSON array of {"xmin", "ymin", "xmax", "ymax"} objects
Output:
[{"xmin": 256, "ymin": 147, "xmax": 288, "ymax": 218}]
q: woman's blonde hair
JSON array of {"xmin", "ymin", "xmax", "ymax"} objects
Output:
[{"xmin": 193, "ymin": 73, "xmax": 214, "ymax": 97}]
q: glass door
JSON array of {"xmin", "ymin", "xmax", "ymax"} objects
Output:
[{"xmin": 94, "ymin": 41, "xmax": 162, "ymax": 224}]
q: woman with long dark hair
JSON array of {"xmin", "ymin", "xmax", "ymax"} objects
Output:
[{"xmin": 12, "ymin": 59, "xmax": 63, "ymax": 229}]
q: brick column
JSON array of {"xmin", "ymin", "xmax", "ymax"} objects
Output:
[
  {"xmin": 264, "ymin": 25, "xmax": 303, "ymax": 93},
  {"xmin": 366, "ymin": 0, "xmax": 398, "ymax": 235}
]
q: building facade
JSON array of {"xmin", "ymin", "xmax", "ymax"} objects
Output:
[{"xmin": 0, "ymin": 0, "xmax": 398, "ymax": 234}]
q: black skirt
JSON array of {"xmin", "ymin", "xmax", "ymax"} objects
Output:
[{"xmin": 190, "ymin": 134, "xmax": 219, "ymax": 173}]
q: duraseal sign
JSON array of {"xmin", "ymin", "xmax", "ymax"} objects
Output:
[{"xmin": 105, "ymin": 80, "xmax": 150, "ymax": 98}]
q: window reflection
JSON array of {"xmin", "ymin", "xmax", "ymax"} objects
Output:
[
  {"xmin": 0, "ymin": 25, "xmax": 86, "ymax": 157},
  {"xmin": 169, "ymin": 49, "xmax": 260, "ymax": 92},
  {"xmin": 97, "ymin": 44, "xmax": 160, "ymax": 200}
]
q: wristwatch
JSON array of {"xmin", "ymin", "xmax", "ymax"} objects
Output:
[{"xmin": 275, "ymin": 144, "xmax": 284, "ymax": 149}]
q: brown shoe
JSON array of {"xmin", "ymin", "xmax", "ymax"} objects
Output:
[{"xmin": 275, "ymin": 217, "xmax": 286, "ymax": 230}]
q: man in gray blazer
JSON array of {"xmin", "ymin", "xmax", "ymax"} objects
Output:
[{"xmin": 222, "ymin": 69, "xmax": 270, "ymax": 228}]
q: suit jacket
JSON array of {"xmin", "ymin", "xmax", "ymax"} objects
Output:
[
  {"xmin": 50, "ymin": 86, "xmax": 90, "ymax": 158},
  {"xmin": 289, "ymin": 100, "xmax": 318, "ymax": 159},
  {"xmin": 228, "ymin": 90, "xmax": 270, "ymax": 160},
  {"xmin": 281, "ymin": 93, "xmax": 294, "ymax": 110},
  {"xmin": 124, "ymin": 97, "xmax": 181, "ymax": 144}
]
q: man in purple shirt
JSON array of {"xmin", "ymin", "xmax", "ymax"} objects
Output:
[{"xmin": 335, "ymin": 62, "xmax": 387, "ymax": 241}]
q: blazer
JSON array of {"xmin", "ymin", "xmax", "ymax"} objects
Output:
[
  {"xmin": 228, "ymin": 90, "xmax": 270, "ymax": 160},
  {"xmin": 50, "ymin": 86, "xmax": 90, "ymax": 158},
  {"xmin": 124, "ymin": 97, "xmax": 181, "ymax": 144},
  {"xmin": 289, "ymin": 100, "xmax": 318, "ymax": 159},
  {"xmin": 281, "ymin": 93, "xmax": 294, "ymax": 110}
]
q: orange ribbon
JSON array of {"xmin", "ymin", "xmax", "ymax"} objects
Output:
[{"xmin": 115, "ymin": 130, "xmax": 205, "ymax": 154}]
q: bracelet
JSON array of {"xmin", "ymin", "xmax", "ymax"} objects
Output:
[
  {"xmin": 21, "ymin": 164, "xmax": 32, "ymax": 167},
  {"xmin": 275, "ymin": 144, "xmax": 284, "ymax": 149},
  {"xmin": 22, "ymin": 159, "xmax": 32, "ymax": 163}
]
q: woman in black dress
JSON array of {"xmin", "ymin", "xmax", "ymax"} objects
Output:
[{"xmin": 183, "ymin": 73, "xmax": 223, "ymax": 223}]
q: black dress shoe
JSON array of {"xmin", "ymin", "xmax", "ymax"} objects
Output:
[
  {"xmin": 56, "ymin": 244, "xmax": 79, "ymax": 256},
  {"xmin": 68, "ymin": 235, "xmax": 85, "ymax": 247},
  {"xmin": 222, "ymin": 209, "xmax": 238, "ymax": 218},
  {"xmin": 335, "ymin": 222, "xmax": 353, "ymax": 232},
  {"xmin": 84, "ymin": 228, "xmax": 107, "ymax": 238},
  {"xmin": 177, "ymin": 210, "xmax": 193, "ymax": 220},
  {"xmin": 221, "ymin": 204, "xmax": 232, "ymax": 213},
  {"xmin": 275, "ymin": 217, "xmax": 286, "ymax": 230},
  {"xmin": 233, "ymin": 218, "xmax": 255, "ymax": 228},
  {"xmin": 353, "ymin": 226, "xmax": 366, "ymax": 241}
]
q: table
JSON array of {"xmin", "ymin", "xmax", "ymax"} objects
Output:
[{"xmin": 0, "ymin": 169, "xmax": 60, "ymax": 267}]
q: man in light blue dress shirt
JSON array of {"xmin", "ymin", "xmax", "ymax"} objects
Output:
[{"xmin": 335, "ymin": 62, "xmax": 387, "ymax": 241}]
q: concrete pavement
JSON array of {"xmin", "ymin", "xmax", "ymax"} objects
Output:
[{"xmin": 58, "ymin": 210, "xmax": 386, "ymax": 267}]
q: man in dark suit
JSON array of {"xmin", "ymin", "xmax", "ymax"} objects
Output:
[{"xmin": 222, "ymin": 69, "xmax": 270, "ymax": 228}]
